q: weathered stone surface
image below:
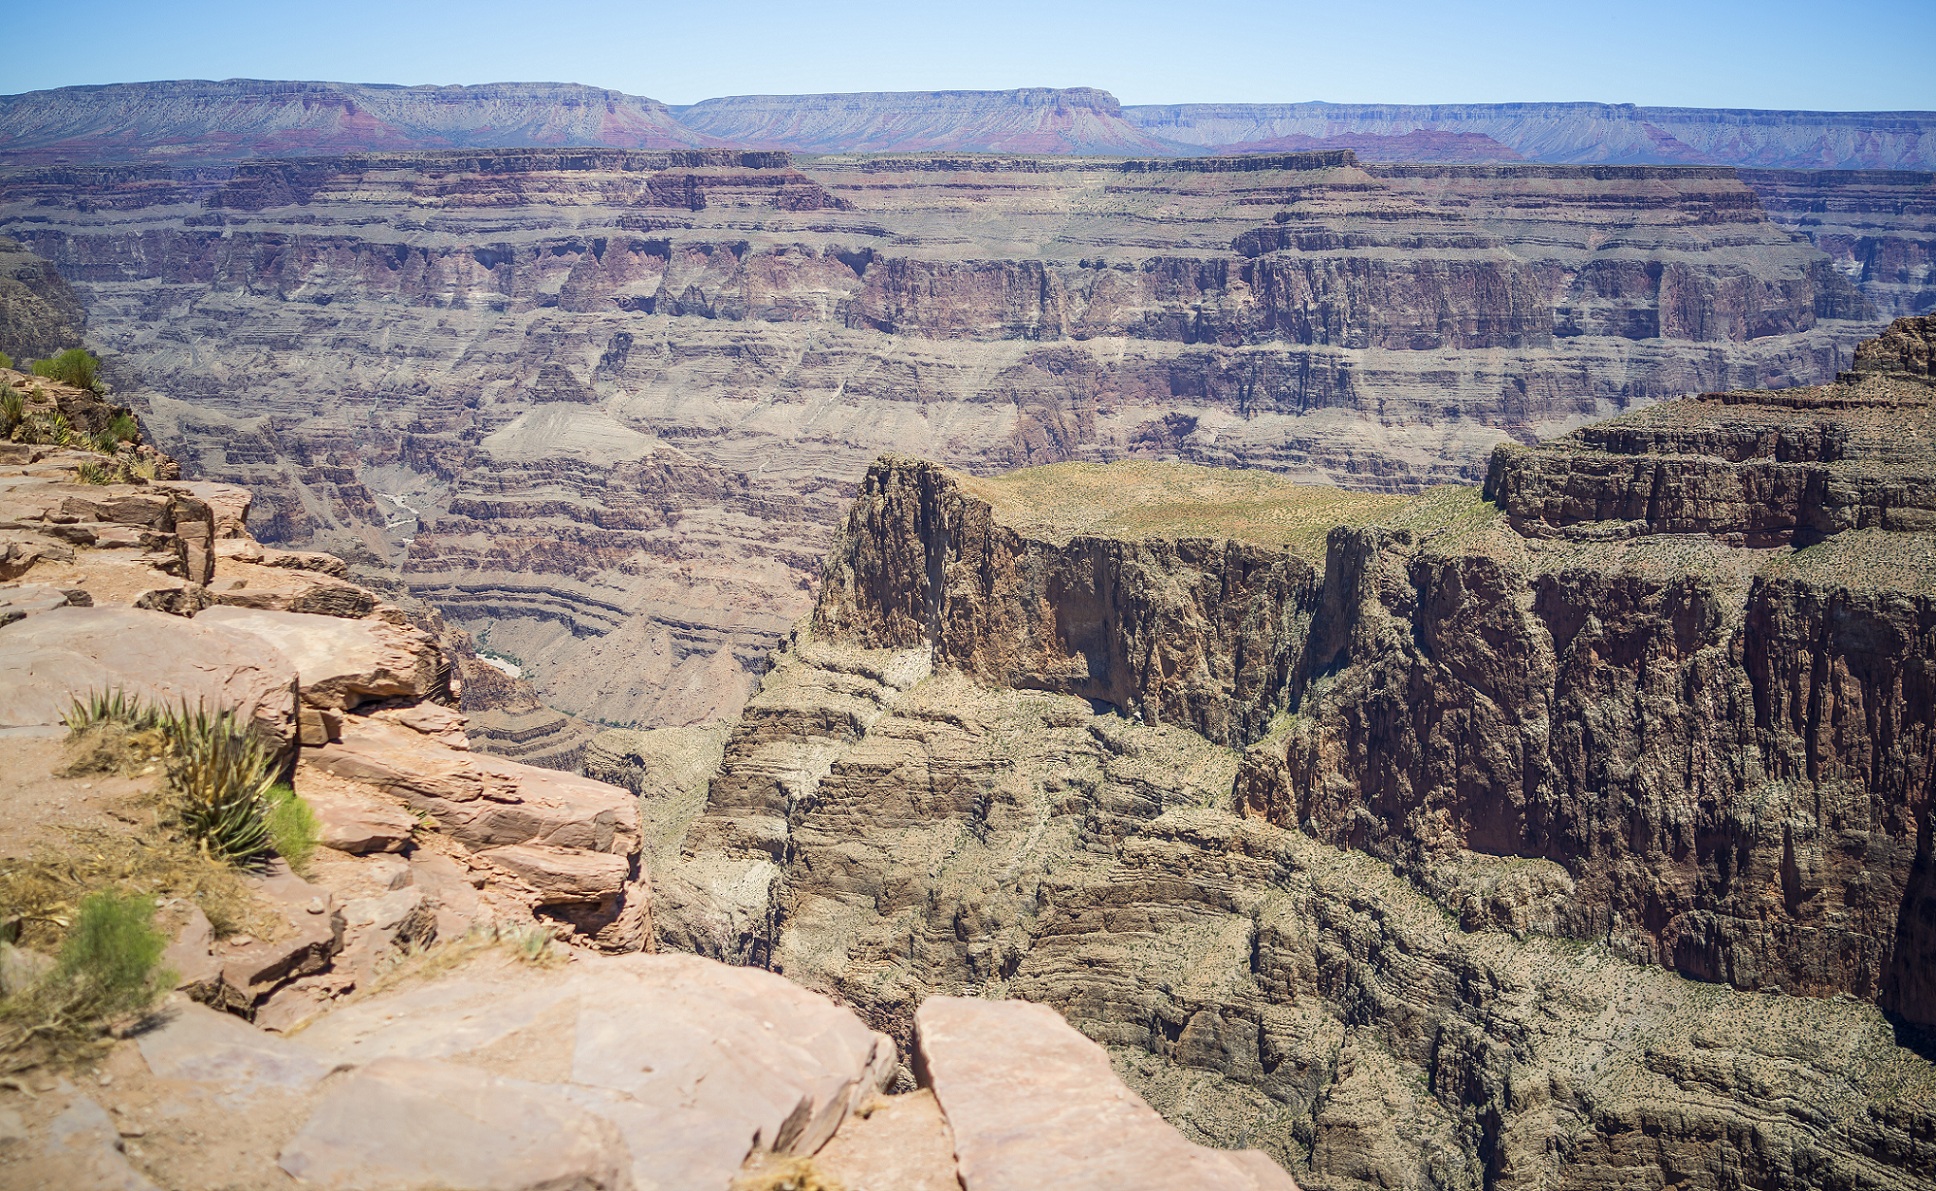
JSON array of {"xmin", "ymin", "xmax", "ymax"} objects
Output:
[
  {"xmin": 309, "ymin": 716, "xmax": 639, "ymax": 857},
  {"xmin": 136, "ymin": 999, "xmax": 333, "ymax": 1099},
  {"xmin": 205, "ymin": 866, "xmax": 344, "ymax": 1017},
  {"xmin": 159, "ymin": 903, "xmax": 220, "ymax": 997},
  {"xmin": 278, "ymin": 1057, "xmax": 633, "ymax": 1191},
  {"xmin": 193, "ymin": 605, "xmax": 447, "ymax": 711},
  {"xmin": 292, "ymin": 952, "xmax": 896, "ymax": 1191},
  {"xmin": 33, "ymin": 1095, "xmax": 159, "ymax": 1191},
  {"xmin": 297, "ymin": 766, "xmax": 417, "ymax": 854},
  {"xmin": 916, "ymin": 997, "xmax": 1294, "ymax": 1191},
  {"xmin": 810, "ymin": 1089, "xmax": 961, "ymax": 1191},
  {"xmin": 0, "ymin": 605, "xmax": 298, "ymax": 745},
  {"xmin": 477, "ymin": 843, "xmax": 631, "ymax": 904}
]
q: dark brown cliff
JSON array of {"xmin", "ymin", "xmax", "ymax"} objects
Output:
[{"xmin": 807, "ymin": 316, "xmax": 1936, "ymax": 1028}]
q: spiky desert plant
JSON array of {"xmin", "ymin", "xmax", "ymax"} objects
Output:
[
  {"xmin": 15, "ymin": 409, "xmax": 75, "ymax": 447},
  {"xmin": 31, "ymin": 348, "xmax": 101, "ymax": 393},
  {"xmin": 62, "ymin": 688, "xmax": 163, "ymax": 734},
  {"xmin": 163, "ymin": 704, "xmax": 275, "ymax": 866},
  {"xmin": 0, "ymin": 385, "xmax": 22, "ymax": 435},
  {"xmin": 75, "ymin": 459, "xmax": 113, "ymax": 485}
]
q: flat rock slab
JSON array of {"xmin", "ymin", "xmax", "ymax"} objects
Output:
[
  {"xmin": 136, "ymin": 999, "xmax": 333, "ymax": 1101},
  {"xmin": 915, "ymin": 997, "xmax": 1297, "ymax": 1191},
  {"xmin": 293, "ymin": 952, "xmax": 895, "ymax": 1191},
  {"xmin": 195, "ymin": 605, "xmax": 442, "ymax": 711},
  {"xmin": 297, "ymin": 764, "xmax": 417, "ymax": 854},
  {"xmin": 0, "ymin": 605, "xmax": 298, "ymax": 745},
  {"xmin": 279, "ymin": 1056, "xmax": 631, "ymax": 1191},
  {"xmin": 814, "ymin": 1089, "xmax": 962, "ymax": 1191}
]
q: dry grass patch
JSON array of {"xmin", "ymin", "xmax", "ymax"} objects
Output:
[
  {"xmin": 732, "ymin": 1155, "xmax": 846, "ymax": 1191},
  {"xmin": 0, "ymin": 825, "xmax": 269, "ymax": 952},
  {"xmin": 965, "ymin": 460, "xmax": 1416, "ymax": 561}
]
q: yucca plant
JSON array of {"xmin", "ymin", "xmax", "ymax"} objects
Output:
[
  {"xmin": 15, "ymin": 410, "xmax": 75, "ymax": 447},
  {"xmin": 63, "ymin": 688, "xmax": 163, "ymax": 734},
  {"xmin": 0, "ymin": 385, "xmax": 22, "ymax": 435},
  {"xmin": 75, "ymin": 459, "xmax": 113, "ymax": 485},
  {"xmin": 165, "ymin": 704, "xmax": 276, "ymax": 866}
]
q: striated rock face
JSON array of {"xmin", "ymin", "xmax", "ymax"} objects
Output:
[
  {"xmin": 0, "ymin": 235, "xmax": 85, "ymax": 361},
  {"xmin": 627, "ymin": 319, "xmax": 1936, "ymax": 1188},
  {"xmin": 1741, "ymin": 168, "xmax": 1936, "ymax": 320},
  {"xmin": 1125, "ymin": 101, "xmax": 1936, "ymax": 171},
  {"xmin": 13, "ymin": 82, "xmax": 1931, "ymax": 170},
  {"xmin": 676, "ymin": 88, "xmax": 1175, "ymax": 155},
  {"xmin": 0, "ymin": 150, "xmax": 1889, "ymax": 728}
]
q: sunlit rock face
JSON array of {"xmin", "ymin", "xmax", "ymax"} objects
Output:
[{"xmin": 0, "ymin": 148, "xmax": 1890, "ymax": 726}]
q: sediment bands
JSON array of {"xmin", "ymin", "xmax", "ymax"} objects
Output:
[{"xmin": 810, "ymin": 332, "xmax": 1936, "ymax": 1024}]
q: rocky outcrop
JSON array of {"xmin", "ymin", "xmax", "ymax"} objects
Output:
[
  {"xmin": 916, "ymin": 997, "xmax": 1295, "ymax": 1191},
  {"xmin": 0, "ymin": 152, "xmax": 1885, "ymax": 730},
  {"xmin": 0, "ymin": 378, "xmax": 650, "ymax": 978},
  {"xmin": 814, "ymin": 457, "xmax": 1325, "ymax": 747}
]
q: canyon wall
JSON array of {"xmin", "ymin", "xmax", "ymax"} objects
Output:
[
  {"xmin": 0, "ymin": 150, "xmax": 1892, "ymax": 728},
  {"xmin": 617, "ymin": 321, "xmax": 1936, "ymax": 1189}
]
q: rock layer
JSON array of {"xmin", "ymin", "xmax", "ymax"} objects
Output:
[{"xmin": 0, "ymin": 151, "xmax": 1889, "ymax": 727}]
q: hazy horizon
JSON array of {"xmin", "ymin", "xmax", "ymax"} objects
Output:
[{"xmin": 5, "ymin": 0, "xmax": 1933, "ymax": 112}]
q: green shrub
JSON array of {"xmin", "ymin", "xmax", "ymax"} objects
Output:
[
  {"xmin": 0, "ymin": 350, "xmax": 12, "ymax": 370},
  {"xmin": 54, "ymin": 891, "xmax": 170, "ymax": 1019},
  {"xmin": 0, "ymin": 891, "xmax": 170, "ymax": 1072},
  {"xmin": 0, "ymin": 385, "xmax": 20, "ymax": 434},
  {"xmin": 264, "ymin": 783, "xmax": 320, "ymax": 871},
  {"xmin": 75, "ymin": 459, "xmax": 112, "ymax": 485},
  {"xmin": 31, "ymin": 348, "xmax": 101, "ymax": 393},
  {"xmin": 90, "ymin": 413, "xmax": 139, "ymax": 454}
]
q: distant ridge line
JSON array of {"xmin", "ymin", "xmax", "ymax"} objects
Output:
[{"xmin": 2, "ymin": 80, "xmax": 1933, "ymax": 170}]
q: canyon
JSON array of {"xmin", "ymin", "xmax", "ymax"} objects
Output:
[
  {"xmin": 600, "ymin": 317, "xmax": 1936, "ymax": 1188},
  {"xmin": 1, "ymin": 146, "xmax": 1927, "ymax": 734}
]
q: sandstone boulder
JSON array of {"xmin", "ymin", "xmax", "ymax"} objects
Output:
[
  {"xmin": 0, "ymin": 605, "xmax": 298, "ymax": 745},
  {"xmin": 914, "ymin": 997, "xmax": 1296, "ymax": 1191},
  {"xmin": 309, "ymin": 717, "xmax": 639, "ymax": 857},
  {"xmin": 193, "ymin": 605, "xmax": 445, "ymax": 711},
  {"xmin": 477, "ymin": 843, "xmax": 631, "ymax": 904}
]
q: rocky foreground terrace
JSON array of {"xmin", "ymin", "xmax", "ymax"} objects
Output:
[{"xmin": 0, "ymin": 320, "xmax": 1933, "ymax": 1189}]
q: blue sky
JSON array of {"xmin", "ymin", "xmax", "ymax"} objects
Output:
[{"xmin": 3, "ymin": 0, "xmax": 1932, "ymax": 110}]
